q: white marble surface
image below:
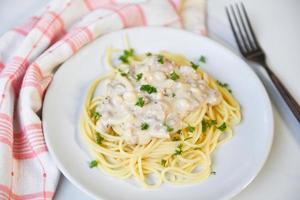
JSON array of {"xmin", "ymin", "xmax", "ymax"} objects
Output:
[{"xmin": 0, "ymin": 0, "xmax": 299, "ymax": 199}]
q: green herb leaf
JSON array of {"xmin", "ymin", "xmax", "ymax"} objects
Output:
[
  {"xmin": 187, "ymin": 124, "xmax": 195, "ymax": 133},
  {"xmin": 90, "ymin": 109, "xmax": 101, "ymax": 121},
  {"xmin": 120, "ymin": 72, "xmax": 128, "ymax": 77},
  {"xmin": 95, "ymin": 132, "xmax": 104, "ymax": 145},
  {"xmin": 216, "ymin": 80, "xmax": 232, "ymax": 93},
  {"xmin": 119, "ymin": 48, "xmax": 134, "ymax": 63},
  {"xmin": 89, "ymin": 160, "xmax": 98, "ymax": 168},
  {"xmin": 169, "ymin": 71, "xmax": 180, "ymax": 81},
  {"xmin": 202, "ymin": 119, "xmax": 218, "ymax": 132},
  {"xmin": 172, "ymin": 93, "xmax": 176, "ymax": 97},
  {"xmin": 202, "ymin": 120, "xmax": 208, "ymax": 132},
  {"xmin": 210, "ymin": 120, "xmax": 217, "ymax": 126},
  {"xmin": 140, "ymin": 84, "xmax": 157, "ymax": 94},
  {"xmin": 136, "ymin": 73, "xmax": 143, "ymax": 81},
  {"xmin": 177, "ymin": 129, "xmax": 182, "ymax": 134},
  {"xmin": 190, "ymin": 61, "xmax": 199, "ymax": 70},
  {"xmin": 199, "ymin": 55, "xmax": 206, "ymax": 63},
  {"xmin": 157, "ymin": 55, "xmax": 164, "ymax": 64},
  {"xmin": 141, "ymin": 122, "xmax": 149, "ymax": 130},
  {"xmin": 166, "ymin": 124, "xmax": 174, "ymax": 132},
  {"xmin": 146, "ymin": 52, "xmax": 152, "ymax": 56},
  {"xmin": 174, "ymin": 144, "xmax": 183, "ymax": 155},
  {"xmin": 217, "ymin": 122, "xmax": 227, "ymax": 132},
  {"xmin": 161, "ymin": 159, "xmax": 167, "ymax": 167},
  {"xmin": 135, "ymin": 97, "xmax": 145, "ymax": 107},
  {"xmin": 118, "ymin": 69, "xmax": 128, "ymax": 77}
]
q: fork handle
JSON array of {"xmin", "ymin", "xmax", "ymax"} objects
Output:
[{"xmin": 263, "ymin": 63, "xmax": 300, "ymax": 123}]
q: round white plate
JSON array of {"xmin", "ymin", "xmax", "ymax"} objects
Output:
[{"xmin": 43, "ymin": 27, "xmax": 273, "ymax": 200}]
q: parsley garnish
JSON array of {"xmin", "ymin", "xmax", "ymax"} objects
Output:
[
  {"xmin": 90, "ymin": 109, "xmax": 101, "ymax": 121},
  {"xmin": 199, "ymin": 55, "xmax": 206, "ymax": 63},
  {"xmin": 177, "ymin": 129, "xmax": 182, "ymax": 134},
  {"xmin": 141, "ymin": 122, "xmax": 149, "ymax": 130},
  {"xmin": 187, "ymin": 124, "xmax": 195, "ymax": 133},
  {"xmin": 190, "ymin": 61, "xmax": 199, "ymax": 70},
  {"xmin": 146, "ymin": 52, "xmax": 152, "ymax": 56},
  {"xmin": 202, "ymin": 119, "xmax": 217, "ymax": 132},
  {"xmin": 172, "ymin": 93, "xmax": 176, "ymax": 97},
  {"xmin": 169, "ymin": 71, "xmax": 180, "ymax": 81},
  {"xmin": 217, "ymin": 122, "xmax": 227, "ymax": 132},
  {"xmin": 118, "ymin": 69, "xmax": 128, "ymax": 77},
  {"xmin": 174, "ymin": 144, "xmax": 183, "ymax": 155},
  {"xmin": 166, "ymin": 124, "xmax": 174, "ymax": 132},
  {"xmin": 140, "ymin": 84, "xmax": 157, "ymax": 94},
  {"xmin": 136, "ymin": 73, "xmax": 143, "ymax": 81},
  {"xmin": 135, "ymin": 97, "xmax": 145, "ymax": 107},
  {"xmin": 202, "ymin": 120, "xmax": 208, "ymax": 132},
  {"xmin": 95, "ymin": 132, "xmax": 104, "ymax": 145},
  {"xmin": 161, "ymin": 159, "xmax": 167, "ymax": 167},
  {"xmin": 157, "ymin": 55, "xmax": 164, "ymax": 64},
  {"xmin": 89, "ymin": 160, "xmax": 98, "ymax": 168},
  {"xmin": 216, "ymin": 80, "xmax": 232, "ymax": 93},
  {"xmin": 210, "ymin": 120, "xmax": 217, "ymax": 126},
  {"xmin": 119, "ymin": 48, "xmax": 134, "ymax": 63}
]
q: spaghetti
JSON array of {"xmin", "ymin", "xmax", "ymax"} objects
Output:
[{"xmin": 80, "ymin": 47, "xmax": 241, "ymax": 188}]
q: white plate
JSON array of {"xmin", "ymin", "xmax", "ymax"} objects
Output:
[{"xmin": 43, "ymin": 27, "xmax": 273, "ymax": 200}]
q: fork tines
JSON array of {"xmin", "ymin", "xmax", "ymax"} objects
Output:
[{"xmin": 226, "ymin": 3, "xmax": 261, "ymax": 56}]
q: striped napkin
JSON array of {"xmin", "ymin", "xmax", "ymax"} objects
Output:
[{"xmin": 0, "ymin": 0, "xmax": 206, "ymax": 199}]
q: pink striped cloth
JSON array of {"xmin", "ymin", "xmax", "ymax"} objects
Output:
[{"xmin": 0, "ymin": 0, "xmax": 206, "ymax": 199}]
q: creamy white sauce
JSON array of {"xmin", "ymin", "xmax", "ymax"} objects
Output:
[{"xmin": 96, "ymin": 55, "xmax": 220, "ymax": 144}]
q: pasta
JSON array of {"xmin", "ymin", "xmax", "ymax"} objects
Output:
[{"xmin": 80, "ymin": 46, "xmax": 241, "ymax": 188}]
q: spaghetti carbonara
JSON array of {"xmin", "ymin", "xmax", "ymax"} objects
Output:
[{"xmin": 80, "ymin": 47, "xmax": 241, "ymax": 188}]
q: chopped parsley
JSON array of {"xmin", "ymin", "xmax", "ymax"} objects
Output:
[
  {"xmin": 140, "ymin": 84, "xmax": 157, "ymax": 94},
  {"xmin": 90, "ymin": 109, "xmax": 101, "ymax": 121},
  {"xmin": 190, "ymin": 61, "xmax": 199, "ymax": 70},
  {"xmin": 172, "ymin": 93, "xmax": 176, "ymax": 97},
  {"xmin": 166, "ymin": 124, "xmax": 174, "ymax": 132},
  {"xmin": 174, "ymin": 144, "xmax": 183, "ymax": 155},
  {"xmin": 136, "ymin": 73, "xmax": 143, "ymax": 81},
  {"xmin": 210, "ymin": 120, "xmax": 217, "ymax": 126},
  {"xmin": 119, "ymin": 48, "xmax": 134, "ymax": 63},
  {"xmin": 187, "ymin": 124, "xmax": 195, "ymax": 133},
  {"xmin": 141, "ymin": 122, "xmax": 149, "ymax": 130},
  {"xmin": 157, "ymin": 55, "xmax": 164, "ymax": 64},
  {"xmin": 135, "ymin": 97, "xmax": 145, "ymax": 107},
  {"xmin": 216, "ymin": 80, "xmax": 232, "ymax": 93},
  {"xmin": 217, "ymin": 122, "xmax": 227, "ymax": 132},
  {"xmin": 199, "ymin": 55, "xmax": 206, "ymax": 63},
  {"xmin": 177, "ymin": 129, "xmax": 182, "ymax": 134},
  {"xmin": 169, "ymin": 71, "xmax": 180, "ymax": 81},
  {"xmin": 118, "ymin": 69, "xmax": 128, "ymax": 77},
  {"xmin": 146, "ymin": 52, "xmax": 152, "ymax": 56},
  {"xmin": 89, "ymin": 160, "xmax": 98, "ymax": 168},
  {"xmin": 95, "ymin": 132, "xmax": 104, "ymax": 145},
  {"xmin": 202, "ymin": 119, "xmax": 218, "ymax": 132},
  {"xmin": 161, "ymin": 159, "xmax": 167, "ymax": 167}
]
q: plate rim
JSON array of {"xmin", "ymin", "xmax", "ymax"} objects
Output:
[{"xmin": 43, "ymin": 26, "xmax": 274, "ymax": 200}]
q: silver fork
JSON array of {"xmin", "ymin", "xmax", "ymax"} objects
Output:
[{"xmin": 226, "ymin": 3, "xmax": 300, "ymax": 123}]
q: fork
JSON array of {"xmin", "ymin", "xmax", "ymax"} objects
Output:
[{"xmin": 226, "ymin": 3, "xmax": 300, "ymax": 123}]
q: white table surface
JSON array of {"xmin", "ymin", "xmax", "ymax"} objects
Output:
[{"xmin": 1, "ymin": 0, "xmax": 299, "ymax": 199}]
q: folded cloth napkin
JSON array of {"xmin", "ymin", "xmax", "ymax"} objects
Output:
[{"xmin": 0, "ymin": 0, "xmax": 206, "ymax": 199}]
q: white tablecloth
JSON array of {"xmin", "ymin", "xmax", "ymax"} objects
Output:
[{"xmin": 1, "ymin": 0, "xmax": 299, "ymax": 199}]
